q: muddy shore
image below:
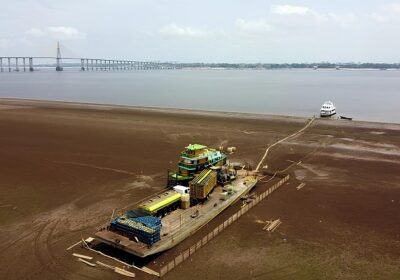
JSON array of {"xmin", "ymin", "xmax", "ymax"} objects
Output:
[{"xmin": 0, "ymin": 99, "xmax": 399, "ymax": 280}]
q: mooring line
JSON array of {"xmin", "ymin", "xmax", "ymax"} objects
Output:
[{"xmin": 255, "ymin": 117, "xmax": 315, "ymax": 172}]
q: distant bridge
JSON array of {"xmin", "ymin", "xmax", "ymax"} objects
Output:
[
  {"xmin": 0, "ymin": 42, "xmax": 176, "ymax": 72},
  {"xmin": 0, "ymin": 57, "xmax": 176, "ymax": 72}
]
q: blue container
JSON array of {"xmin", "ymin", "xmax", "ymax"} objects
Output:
[{"xmin": 110, "ymin": 214, "xmax": 162, "ymax": 245}]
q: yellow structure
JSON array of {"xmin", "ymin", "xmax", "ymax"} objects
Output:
[
  {"xmin": 190, "ymin": 169, "xmax": 217, "ymax": 200},
  {"xmin": 139, "ymin": 191, "xmax": 182, "ymax": 216}
]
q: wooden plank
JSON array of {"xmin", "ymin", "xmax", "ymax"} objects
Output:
[
  {"xmin": 296, "ymin": 183, "xmax": 306, "ymax": 190},
  {"xmin": 114, "ymin": 267, "xmax": 135, "ymax": 278},
  {"xmin": 72, "ymin": 253, "xmax": 93, "ymax": 260},
  {"xmin": 77, "ymin": 258, "xmax": 96, "ymax": 267}
]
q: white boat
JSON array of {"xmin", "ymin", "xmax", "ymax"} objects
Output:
[{"xmin": 320, "ymin": 101, "xmax": 336, "ymax": 117}]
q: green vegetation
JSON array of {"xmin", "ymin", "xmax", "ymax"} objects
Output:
[{"xmin": 177, "ymin": 62, "xmax": 400, "ymax": 70}]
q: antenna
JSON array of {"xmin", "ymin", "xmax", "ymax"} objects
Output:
[{"xmin": 56, "ymin": 41, "xmax": 63, "ymax": 71}]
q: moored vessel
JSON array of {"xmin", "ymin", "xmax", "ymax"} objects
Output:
[
  {"xmin": 95, "ymin": 144, "xmax": 258, "ymax": 257},
  {"xmin": 320, "ymin": 101, "xmax": 336, "ymax": 117}
]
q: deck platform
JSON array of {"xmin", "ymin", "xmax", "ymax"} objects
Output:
[{"xmin": 95, "ymin": 171, "xmax": 258, "ymax": 257}]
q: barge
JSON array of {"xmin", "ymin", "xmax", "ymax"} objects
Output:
[{"xmin": 95, "ymin": 144, "xmax": 258, "ymax": 258}]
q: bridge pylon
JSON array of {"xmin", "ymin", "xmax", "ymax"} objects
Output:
[{"xmin": 56, "ymin": 41, "xmax": 63, "ymax": 71}]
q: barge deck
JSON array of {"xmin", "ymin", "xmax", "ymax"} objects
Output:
[{"xmin": 95, "ymin": 170, "xmax": 258, "ymax": 257}]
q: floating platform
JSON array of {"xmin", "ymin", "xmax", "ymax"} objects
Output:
[{"xmin": 95, "ymin": 170, "xmax": 258, "ymax": 258}]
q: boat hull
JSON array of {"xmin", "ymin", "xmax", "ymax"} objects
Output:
[
  {"xmin": 95, "ymin": 174, "xmax": 257, "ymax": 258},
  {"xmin": 320, "ymin": 111, "xmax": 336, "ymax": 117}
]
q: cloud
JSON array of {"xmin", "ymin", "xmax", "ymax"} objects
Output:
[
  {"xmin": 159, "ymin": 24, "xmax": 210, "ymax": 38},
  {"xmin": 0, "ymin": 38, "xmax": 13, "ymax": 48},
  {"xmin": 368, "ymin": 3, "xmax": 400, "ymax": 23},
  {"xmin": 26, "ymin": 28, "xmax": 45, "ymax": 37},
  {"xmin": 268, "ymin": 4, "xmax": 359, "ymax": 28},
  {"xmin": 47, "ymin": 26, "xmax": 86, "ymax": 40},
  {"xmin": 19, "ymin": 37, "xmax": 34, "ymax": 46},
  {"xmin": 236, "ymin": 18, "xmax": 272, "ymax": 33},
  {"xmin": 271, "ymin": 5, "xmax": 310, "ymax": 16},
  {"xmin": 270, "ymin": 4, "xmax": 329, "ymax": 24},
  {"xmin": 25, "ymin": 26, "xmax": 86, "ymax": 40},
  {"xmin": 328, "ymin": 13, "xmax": 357, "ymax": 26},
  {"xmin": 384, "ymin": 3, "xmax": 400, "ymax": 13}
]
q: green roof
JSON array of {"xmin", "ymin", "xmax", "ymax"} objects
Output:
[{"xmin": 186, "ymin": 144, "xmax": 207, "ymax": 151}]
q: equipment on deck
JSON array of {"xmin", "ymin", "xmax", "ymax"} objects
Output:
[
  {"xmin": 190, "ymin": 169, "xmax": 217, "ymax": 200},
  {"xmin": 110, "ymin": 215, "xmax": 162, "ymax": 245},
  {"xmin": 138, "ymin": 190, "xmax": 181, "ymax": 216}
]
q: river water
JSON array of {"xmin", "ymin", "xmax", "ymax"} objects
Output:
[{"xmin": 0, "ymin": 69, "xmax": 399, "ymax": 123}]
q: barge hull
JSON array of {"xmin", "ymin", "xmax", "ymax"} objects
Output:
[{"xmin": 95, "ymin": 174, "xmax": 257, "ymax": 258}]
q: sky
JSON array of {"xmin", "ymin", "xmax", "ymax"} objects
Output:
[{"xmin": 1, "ymin": 0, "xmax": 400, "ymax": 63}]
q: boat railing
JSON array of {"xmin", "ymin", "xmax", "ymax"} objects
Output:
[{"xmin": 178, "ymin": 162, "xmax": 197, "ymax": 170}]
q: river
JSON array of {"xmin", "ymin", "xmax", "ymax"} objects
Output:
[{"xmin": 0, "ymin": 68, "xmax": 399, "ymax": 123}]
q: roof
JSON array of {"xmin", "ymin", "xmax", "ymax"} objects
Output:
[
  {"xmin": 186, "ymin": 144, "xmax": 207, "ymax": 151},
  {"xmin": 139, "ymin": 191, "xmax": 181, "ymax": 213},
  {"xmin": 191, "ymin": 169, "xmax": 216, "ymax": 185},
  {"xmin": 173, "ymin": 185, "xmax": 189, "ymax": 191}
]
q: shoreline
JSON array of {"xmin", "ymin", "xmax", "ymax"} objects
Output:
[
  {"xmin": 1, "ymin": 97, "xmax": 399, "ymax": 130},
  {"xmin": 1, "ymin": 95, "xmax": 399, "ymax": 279}
]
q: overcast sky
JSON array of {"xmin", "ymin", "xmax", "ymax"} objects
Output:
[{"xmin": 1, "ymin": 0, "xmax": 400, "ymax": 63}]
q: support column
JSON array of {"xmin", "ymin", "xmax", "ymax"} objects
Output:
[
  {"xmin": 8, "ymin": 58, "xmax": 11, "ymax": 72},
  {"xmin": 15, "ymin": 58, "xmax": 19, "ymax": 72},
  {"xmin": 81, "ymin": 59, "xmax": 85, "ymax": 71},
  {"xmin": 91, "ymin": 59, "xmax": 94, "ymax": 70},
  {"xmin": 23, "ymin": 58, "xmax": 26, "ymax": 71},
  {"xmin": 29, "ymin": 57, "xmax": 34, "ymax": 71},
  {"xmin": 0, "ymin": 58, "xmax": 2, "ymax": 72},
  {"xmin": 86, "ymin": 59, "xmax": 89, "ymax": 71},
  {"xmin": 108, "ymin": 60, "xmax": 111, "ymax": 71}
]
